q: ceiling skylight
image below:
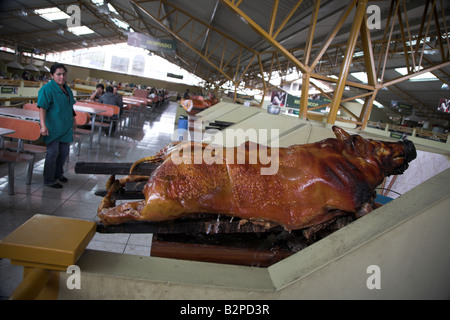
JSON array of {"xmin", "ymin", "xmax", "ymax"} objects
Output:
[
  {"xmin": 350, "ymin": 72, "xmax": 382, "ymax": 84},
  {"xmin": 91, "ymin": 0, "xmax": 119, "ymax": 14},
  {"xmin": 90, "ymin": 1, "xmax": 131, "ymax": 31},
  {"xmin": 110, "ymin": 17, "xmax": 132, "ymax": 30},
  {"xmin": 395, "ymin": 67, "xmax": 438, "ymax": 81},
  {"xmin": 34, "ymin": 7, "xmax": 70, "ymax": 21},
  {"xmin": 355, "ymin": 99, "xmax": 384, "ymax": 109},
  {"xmin": 68, "ymin": 26, "xmax": 95, "ymax": 36},
  {"xmin": 351, "ymin": 72, "xmax": 368, "ymax": 83}
]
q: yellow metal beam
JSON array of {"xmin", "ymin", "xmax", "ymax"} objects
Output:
[
  {"xmin": 327, "ymin": 0, "xmax": 368, "ymax": 125},
  {"xmin": 360, "ymin": 89, "xmax": 378, "ymax": 130},
  {"xmin": 130, "ymin": 0, "xmax": 258, "ymax": 86},
  {"xmin": 273, "ymin": 0, "xmax": 304, "ymax": 38},
  {"xmin": 268, "ymin": 0, "xmax": 279, "ymax": 37},
  {"xmin": 299, "ymin": 72, "xmax": 310, "ymax": 118},
  {"xmin": 310, "ymin": 0, "xmax": 358, "ymax": 70},
  {"xmin": 220, "ymin": 0, "xmax": 310, "ymax": 74},
  {"xmin": 303, "ymin": 0, "xmax": 320, "ymax": 66},
  {"xmin": 378, "ymin": 60, "xmax": 450, "ymax": 88},
  {"xmin": 360, "ymin": 13, "xmax": 377, "ymax": 87}
]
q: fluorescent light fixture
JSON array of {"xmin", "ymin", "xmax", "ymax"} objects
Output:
[
  {"xmin": 395, "ymin": 67, "xmax": 438, "ymax": 81},
  {"xmin": 34, "ymin": 7, "xmax": 70, "ymax": 21},
  {"xmin": 68, "ymin": 26, "xmax": 95, "ymax": 35}
]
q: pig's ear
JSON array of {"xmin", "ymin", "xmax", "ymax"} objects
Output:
[{"xmin": 332, "ymin": 126, "xmax": 351, "ymax": 141}]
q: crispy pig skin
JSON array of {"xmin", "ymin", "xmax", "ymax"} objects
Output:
[{"xmin": 98, "ymin": 126, "xmax": 416, "ymax": 230}]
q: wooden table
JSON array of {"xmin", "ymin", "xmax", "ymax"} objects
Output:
[
  {"xmin": 0, "ymin": 107, "xmax": 40, "ymax": 121},
  {"xmin": 74, "ymin": 104, "xmax": 106, "ymax": 148},
  {"xmin": 0, "ymin": 128, "xmax": 15, "ymax": 136},
  {"xmin": 0, "ymin": 127, "xmax": 15, "ymax": 149}
]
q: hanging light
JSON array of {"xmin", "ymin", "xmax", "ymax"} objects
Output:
[
  {"xmin": 24, "ymin": 64, "xmax": 39, "ymax": 71},
  {"xmin": 6, "ymin": 44, "xmax": 24, "ymax": 69},
  {"xmin": 24, "ymin": 53, "xmax": 39, "ymax": 71}
]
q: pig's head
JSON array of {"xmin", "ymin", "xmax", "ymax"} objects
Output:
[{"xmin": 332, "ymin": 126, "xmax": 416, "ymax": 177}]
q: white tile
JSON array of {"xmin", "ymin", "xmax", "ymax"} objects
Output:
[
  {"xmin": 87, "ymin": 240, "xmax": 126, "ymax": 254},
  {"xmin": 92, "ymin": 232, "xmax": 130, "ymax": 244},
  {"xmin": 124, "ymin": 244, "xmax": 151, "ymax": 256},
  {"xmin": 128, "ymin": 233, "xmax": 153, "ymax": 246}
]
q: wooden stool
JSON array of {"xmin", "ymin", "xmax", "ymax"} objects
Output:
[{"xmin": 0, "ymin": 214, "xmax": 96, "ymax": 299}]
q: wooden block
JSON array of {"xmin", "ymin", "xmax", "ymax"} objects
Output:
[
  {"xmin": 0, "ymin": 214, "xmax": 96, "ymax": 271},
  {"xmin": 75, "ymin": 161, "xmax": 159, "ymax": 175}
]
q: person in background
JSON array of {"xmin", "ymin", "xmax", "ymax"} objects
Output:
[
  {"xmin": 90, "ymin": 83, "xmax": 104, "ymax": 101},
  {"xmin": 99, "ymin": 85, "xmax": 123, "ymax": 114},
  {"xmin": 183, "ymin": 88, "xmax": 190, "ymax": 99},
  {"xmin": 148, "ymin": 87, "xmax": 157, "ymax": 98},
  {"xmin": 37, "ymin": 63, "xmax": 76, "ymax": 189},
  {"xmin": 99, "ymin": 85, "xmax": 123, "ymax": 132},
  {"xmin": 113, "ymin": 85, "xmax": 123, "ymax": 107},
  {"xmin": 22, "ymin": 70, "xmax": 29, "ymax": 80}
]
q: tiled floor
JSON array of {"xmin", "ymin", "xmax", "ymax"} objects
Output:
[{"xmin": 0, "ymin": 101, "xmax": 178, "ymax": 298}]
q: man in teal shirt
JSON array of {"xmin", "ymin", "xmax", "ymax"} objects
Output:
[{"xmin": 38, "ymin": 63, "xmax": 76, "ymax": 188}]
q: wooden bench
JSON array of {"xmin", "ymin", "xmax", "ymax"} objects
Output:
[
  {"xmin": 123, "ymin": 97, "xmax": 145, "ymax": 124},
  {"xmin": 79, "ymin": 101, "xmax": 121, "ymax": 131},
  {"xmin": 23, "ymin": 103, "xmax": 39, "ymax": 111},
  {"xmin": 75, "ymin": 101, "xmax": 120, "ymax": 142},
  {"xmin": 0, "ymin": 116, "xmax": 42, "ymax": 194},
  {"xmin": 74, "ymin": 111, "xmax": 91, "ymax": 156},
  {"xmin": 133, "ymin": 89, "xmax": 157, "ymax": 107},
  {"xmin": 24, "ymin": 103, "xmax": 90, "ymax": 157},
  {"xmin": 131, "ymin": 95, "xmax": 157, "ymax": 113}
]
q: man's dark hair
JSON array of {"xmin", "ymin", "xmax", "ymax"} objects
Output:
[{"xmin": 105, "ymin": 85, "xmax": 113, "ymax": 93}]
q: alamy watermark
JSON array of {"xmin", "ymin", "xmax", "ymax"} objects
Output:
[
  {"xmin": 366, "ymin": 265, "xmax": 381, "ymax": 289},
  {"xmin": 173, "ymin": 121, "xmax": 280, "ymax": 176},
  {"xmin": 66, "ymin": 5, "xmax": 81, "ymax": 28},
  {"xmin": 66, "ymin": 265, "xmax": 81, "ymax": 290},
  {"xmin": 367, "ymin": 5, "xmax": 381, "ymax": 30},
  {"xmin": 64, "ymin": 4, "xmax": 381, "ymax": 33}
]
